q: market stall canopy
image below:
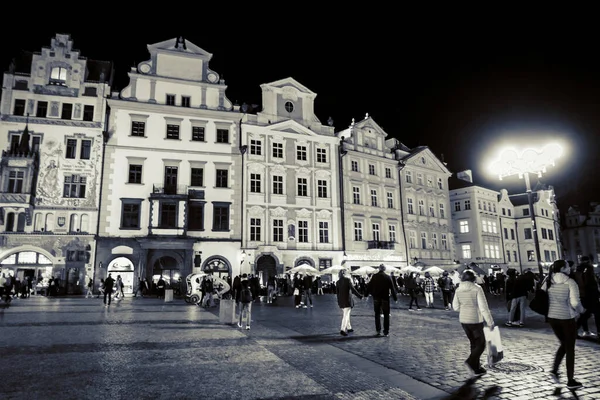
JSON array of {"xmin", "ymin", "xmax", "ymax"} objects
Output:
[
  {"xmin": 319, "ymin": 265, "xmax": 349, "ymax": 275},
  {"xmin": 351, "ymin": 266, "xmax": 378, "ymax": 276},
  {"xmin": 422, "ymin": 266, "xmax": 445, "ymax": 276},
  {"xmin": 287, "ymin": 265, "xmax": 321, "ymax": 276}
]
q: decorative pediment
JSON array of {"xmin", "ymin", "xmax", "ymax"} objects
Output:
[
  {"xmin": 270, "ymin": 164, "xmax": 286, "ymax": 175},
  {"xmin": 315, "ymin": 170, "xmax": 331, "ymax": 179},
  {"xmin": 248, "ymin": 206, "xmax": 265, "ymax": 217},
  {"xmin": 317, "ymin": 209, "xmax": 332, "ymax": 219},
  {"xmin": 402, "ymin": 147, "xmax": 451, "ymax": 176},
  {"xmin": 297, "ymin": 208, "xmax": 312, "ymax": 218},
  {"xmin": 354, "ymin": 115, "xmax": 389, "ymax": 138},
  {"xmin": 147, "ymin": 37, "xmax": 213, "ymax": 59},
  {"xmin": 296, "ymin": 167, "xmax": 311, "ymax": 176},
  {"xmin": 270, "ymin": 207, "xmax": 287, "ymax": 218},
  {"xmin": 268, "ymin": 119, "xmax": 317, "ymax": 136},
  {"xmin": 262, "ymin": 77, "xmax": 315, "ymax": 95},
  {"xmin": 247, "ymin": 162, "xmax": 265, "ymax": 174}
]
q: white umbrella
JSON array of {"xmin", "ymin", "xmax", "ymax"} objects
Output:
[
  {"xmin": 383, "ymin": 265, "xmax": 403, "ymax": 275},
  {"xmin": 401, "ymin": 265, "xmax": 422, "ymax": 274},
  {"xmin": 351, "ymin": 266, "xmax": 378, "ymax": 276},
  {"xmin": 422, "ymin": 266, "xmax": 445, "ymax": 276},
  {"xmin": 287, "ymin": 265, "xmax": 321, "ymax": 275},
  {"xmin": 319, "ymin": 265, "xmax": 349, "ymax": 275}
]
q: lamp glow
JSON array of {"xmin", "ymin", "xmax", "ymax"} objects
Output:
[{"xmin": 489, "ymin": 143, "xmax": 563, "ymax": 180}]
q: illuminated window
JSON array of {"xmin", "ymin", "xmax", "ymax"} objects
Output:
[{"xmin": 50, "ymin": 67, "xmax": 67, "ymax": 85}]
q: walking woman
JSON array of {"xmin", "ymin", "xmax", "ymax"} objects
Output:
[
  {"xmin": 452, "ymin": 270, "xmax": 495, "ymax": 376},
  {"xmin": 406, "ymin": 272, "xmax": 421, "ymax": 311},
  {"xmin": 544, "ymin": 259, "xmax": 586, "ymax": 389},
  {"xmin": 337, "ymin": 269, "xmax": 363, "ymax": 336}
]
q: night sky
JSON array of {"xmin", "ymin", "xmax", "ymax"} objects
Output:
[{"xmin": 2, "ymin": 15, "xmax": 598, "ymax": 215}]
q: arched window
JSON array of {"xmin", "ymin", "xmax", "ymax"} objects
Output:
[
  {"xmin": 34, "ymin": 213, "xmax": 43, "ymax": 231},
  {"xmin": 45, "ymin": 213, "xmax": 54, "ymax": 232},
  {"xmin": 69, "ymin": 214, "xmax": 79, "ymax": 232},
  {"xmin": 16, "ymin": 213, "xmax": 26, "ymax": 232},
  {"xmin": 80, "ymin": 214, "xmax": 89, "ymax": 233}
]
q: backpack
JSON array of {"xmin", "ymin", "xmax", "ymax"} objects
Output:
[{"xmin": 241, "ymin": 286, "xmax": 252, "ymax": 303}]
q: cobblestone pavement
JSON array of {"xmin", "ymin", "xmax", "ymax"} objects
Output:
[{"xmin": 0, "ymin": 292, "xmax": 598, "ymax": 400}]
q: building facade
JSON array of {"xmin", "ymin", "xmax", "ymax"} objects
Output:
[
  {"xmin": 394, "ymin": 144, "xmax": 454, "ymax": 267},
  {"xmin": 563, "ymin": 203, "xmax": 600, "ymax": 264},
  {"xmin": 336, "ymin": 115, "xmax": 408, "ymax": 269},
  {"xmin": 240, "ymin": 78, "xmax": 340, "ymax": 283},
  {"xmin": 0, "ymin": 34, "xmax": 112, "ymax": 293},
  {"xmin": 96, "ymin": 37, "xmax": 242, "ymax": 293}
]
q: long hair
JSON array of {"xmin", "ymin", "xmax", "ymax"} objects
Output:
[{"xmin": 547, "ymin": 259, "xmax": 567, "ymax": 290}]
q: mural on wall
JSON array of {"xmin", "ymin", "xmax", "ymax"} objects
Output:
[{"xmin": 35, "ymin": 134, "xmax": 102, "ymax": 208}]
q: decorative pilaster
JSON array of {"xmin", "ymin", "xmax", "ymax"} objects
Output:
[
  {"xmin": 200, "ymin": 87, "xmax": 207, "ymax": 109},
  {"xmin": 149, "ymin": 80, "xmax": 157, "ymax": 104}
]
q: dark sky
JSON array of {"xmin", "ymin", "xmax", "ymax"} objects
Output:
[{"xmin": 2, "ymin": 15, "xmax": 598, "ymax": 214}]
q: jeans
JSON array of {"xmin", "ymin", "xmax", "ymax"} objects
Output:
[
  {"xmin": 425, "ymin": 292, "xmax": 434, "ymax": 306},
  {"xmin": 509, "ymin": 296, "xmax": 526, "ymax": 323},
  {"xmin": 548, "ymin": 318, "xmax": 577, "ymax": 380},
  {"xmin": 461, "ymin": 322, "xmax": 486, "ymax": 370},
  {"xmin": 408, "ymin": 289, "xmax": 420, "ymax": 309},
  {"xmin": 373, "ymin": 299, "xmax": 391, "ymax": 334},
  {"xmin": 239, "ymin": 302, "xmax": 252, "ymax": 327},
  {"xmin": 341, "ymin": 307, "xmax": 353, "ymax": 332},
  {"xmin": 442, "ymin": 290, "xmax": 453, "ymax": 308},
  {"xmin": 304, "ymin": 289, "xmax": 312, "ymax": 306},
  {"xmin": 104, "ymin": 290, "xmax": 113, "ymax": 305}
]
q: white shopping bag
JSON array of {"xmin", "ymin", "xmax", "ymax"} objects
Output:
[{"xmin": 483, "ymin": 326, "xmax": 504, "ymax": 366}]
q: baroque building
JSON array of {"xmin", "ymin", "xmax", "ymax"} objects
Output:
[
  {"xmin": 240, "ymin": 78, "xmax": 340, "ymax": 282},
  {"xmin": 562, "ymin": 203, "xmax": 600, "ymax": 265},
  {"xmin": 0, "ymin": 34, "xmax": 112, "ymax": 293},
  {"xmin": 96, "ymin": 37, "xmax": 242, "ymax": 293},
  {"xmin": 336, "ymin": 115, "xmax": 408, "ymax": 269}
]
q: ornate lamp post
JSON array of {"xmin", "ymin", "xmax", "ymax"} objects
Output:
[{"xmin": 490, "ymin": 143, "xmax": 563, "ymax": 279}]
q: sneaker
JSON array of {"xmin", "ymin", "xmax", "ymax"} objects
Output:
[
  {"xmin": 416, "ymin": 308, "xmax": 422, "ymax": 311},
  {"xmin": 295, "ymin": 305, "xmax": 300, "ymax": 308},
  {"xmin": 581, "ymin": 331, "xmax": 592, "ymax": 337},
  {"xmin": 246, "ymin": 326, "xmax": 250, "ymax": 330},
  {"xmin": 376, "ymin": 332, "xmax": 381, "ymax": 337},
  {"xmin": 237, "ymin": 323, "xmax": 242, "ymax": 328},
  {"xmin": 303, "ymin": 305, "xmax": 307, "ymax": 309},
  {"xmin": 340, "ymin": 330, "xmax": 348, "ymax": 336},
  {"xmin": 347, "ymin": 329, "xmax": 354, "ymax": 333},
  {"xmin": 474, "ymin": 367, "xmax": 487, "ymax": 376},
  {"xmin": 310, "ymin": 305, "xmax": 313, "ymax": 308},
  {"xmin": 505, "ymin": 322, "xmax": 513, "ymax": 327},
  {"xmin": 408, "ymin": 308, "xmax": 415, "ymax": 312},
  {"xmin": 566, "ymin": 379, "xmax": 583, "ymax": 389},
  {"xmin": 384, "ymin": 333, "xmax": 389, "ymax": 337},
  {"xmin": 519, "ymin": 322, "xmax": 525, "ymax": 327},
  {"xmin": 549, "ymin": 370, "xmax": 560, "ymax": 384}
]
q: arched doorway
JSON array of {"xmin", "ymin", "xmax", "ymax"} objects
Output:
[
  {"xmin": 1, "ymin": 251, "xmax": 54, "ymax": 293},
  {"xmin": 256, "ymin": 255, "xmax": 276, "ymax": 286},
  {"xmin": 107, "ymin": 257, "xmax": 135, "ymax": 294},
  {"xmin": 202, "ymin": 256, "xmax": 231, "ymax": 279},
  {"xmin": 152, "ymin": 256, "xmax": 181, "ymax": 289}
]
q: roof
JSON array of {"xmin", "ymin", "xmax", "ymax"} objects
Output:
[
  {"xmin": 509, "ymin": 193, "xmax": 538, "ymax": 207},
  {"xmin": 448, "ymin": 175, "xmax": 476, "ymax": 190},
  {"xmin": 8, "ymin": 51, "xmax": 33, "ymax": 74}
]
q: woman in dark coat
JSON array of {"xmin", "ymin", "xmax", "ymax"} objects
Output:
[{"xmin": 336, "ymin": 269, "xmax": 363, "ymax": 336}]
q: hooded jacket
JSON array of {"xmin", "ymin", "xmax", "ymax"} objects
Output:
[
  {"xmin": 542, "ymin": 272, "xmax": 585, "ymax": 320},
  {"xmin": 452, "ymin": 281, "xmax": 494, "ymax": 325}
]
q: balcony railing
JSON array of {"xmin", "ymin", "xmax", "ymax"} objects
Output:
[
  {"xmin": 367, "ymin": 240, "xmax": 396, "ymax": 250},
  {"xmin": 152, "ymin": 184, "xmax": 188, "ymax": 195}
]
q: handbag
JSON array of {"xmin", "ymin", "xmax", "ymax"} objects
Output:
[
  {"xmin": 529, "ymin": 288, "xmax": 549, "ymax": 316},
  {"xmin": 483, "ymin": 327, "xmax": 504, "ymax": 366},
  {"xmin": 293, "ymin": 288, "xmax": 300, "ymax": 296}
]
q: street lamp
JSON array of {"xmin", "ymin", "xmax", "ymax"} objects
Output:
[{"xmin": 489, "ymin": 143, "xmax": 563, "ymax": 280}]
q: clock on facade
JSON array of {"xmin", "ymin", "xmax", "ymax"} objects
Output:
[{"xmin": 139, "ymin": 63, "xmax": 151, "ymax": 74}]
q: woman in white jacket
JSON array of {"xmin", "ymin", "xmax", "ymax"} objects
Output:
[
  {"xmin": 543, "ymin": 259, "xmax": 586, "ymax": 390},
  {"xmin": 452, "ymin": 270, "xmax": 495, "ymax": 376}
]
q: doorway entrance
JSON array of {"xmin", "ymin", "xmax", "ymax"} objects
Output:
[
  {"xmin": 256, "ymin": 255, "xmax": 277, "ymax": 287},
  {"xmin": 107, "ymin": 257, "xmax": 135, "ymax": 294},
  {"xmin": 152, "ymin": 256, "xmax": 181, "ymax": 289}
]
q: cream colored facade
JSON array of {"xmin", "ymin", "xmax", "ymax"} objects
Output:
[
  {"xmin": 336, "ymin": 115, "xmax": 407, "ymax": 268},
  {"xmin": 0, "ymin": 34, "xmax": 111, "ymax": 294},
  {"xmin": 96, "ymin": 37, "xmax": 243, "ymax": 290},
  {"xmin": 240, "ymin": 78, "xmax": 340, "ymax": 281}
]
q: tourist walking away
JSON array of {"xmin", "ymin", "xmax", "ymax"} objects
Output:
[
  {"xmin": 366, "ymin": 264, "xmax": 398, "ymax": 337},
  {"xmin": 423, "ymin": 271, "xmax": 436, "ymax": 308},
  {"xmin": 438, "ymin": 271, "xmax": 455, "ymax": 310},
  {"xmin": 114, "ymin": 275, "xmax": 125, "ymax": 300},
  {"xmin": 267, "ymin": 275, "xmax": 277, "ymax": 303},
  {"xmin": 452, "ymin": 270, "xmax": 495, "ymax": 377},
  {"xmin": 85, "ymin": 277, "xmax": 94, "ymax": 298},
  {"xmin": 237, "ymin": 274, "xmax": 253, "ymax": 330},
  {"xmin": 505, "ymin": 269, "xmax": 528, "ymax": 327},
  {"xmin": 303, "ymin": 273, "xmax": 314, "ymax": 308},
  {"xmin": 406, "ymin": 272, "xmax": 421, "ymax": 311},
  {"xmin": 544, "ymin": 259, "xmax": 586, "ymax": 389},
  {"xmin": 293, "ymin": 273, "xmax": 303, "ymax": 308},
  {"xmin": 336, "ymin": 269, "xmax": 363, "ymax": 336},
  {"xmin": 574, "ymin": 256, "xmax": 600, "ymax": 340},
  {"xmin": 156, "ymin": 276, "xmax": 166, "ymax": 299},
  {"xmin": 103, "ymin": 274, "xmax": 115, "ymax": 306}
]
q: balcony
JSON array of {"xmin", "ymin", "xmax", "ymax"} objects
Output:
[
  {"xmin": 367, "ymin": 240, "xmax": 396, "ymax": 250},
  {"xmin": 151, "ymin": 184, "xmax": 188, "ymax": 198}
]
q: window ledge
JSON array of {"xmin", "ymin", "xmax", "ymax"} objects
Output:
[
  {"xmin": 128, "ymin": 135, "xmax": 147, "ymax": 138},
  {"xmin": 119, "ymin": 227, "xmax": 141, "ymax": 230}
]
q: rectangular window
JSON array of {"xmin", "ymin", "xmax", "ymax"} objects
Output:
[
  {"xmin": 216, "ymin": 129, "xmax": 229, "ymax": 143},
  {"xmin": 462, "ymin": 244, "xmax": 471, "ymax": 259},
  {"xmin": 181, "ymin": 96, "xmax": 191, "ymax": 107},
  {"xmin": 61, "ymin": 103, "xmax": 73, "ymax": 120},
  {"xmin": 523, "ymin": 208, "xmax": 530, "ymax": 216},
  {"xmin": 441, "ymin": 234, "xmax": 447, "ymax": 250},
  {"xmin": 190, "ymin": 168, "xmax": 203, "ymax": 186},
  {"xmin": 369, "ymin": 164, "xmax": 376, "ymax": 175},
  {"xmin": 121, "ymin": 200, "xmax": 141, "ymax": 229},
  {"xmin": 427, "ymin": 176, "xmax": 433, "ymax": 187},
  {"xmin": 548, "ymin": 230, "xmax": 554, "ymax": 240},
  {"xmin": 389, "ymin": 225, "xmax": 396, "ymax": 242},
  {"xmin": 13, "ymin": 99, "xmax": 26, "ymax": 116},
  {"xmin": 465, "ymin": 200, "xmax": 471, "ymax": 210},
  {"xmin": 250, "ymin": 173, "xmax": 261, "ymax": 193},
  {"xmin": 317, "ymin": 180, "xmax": 327, "ymax": 198},
  {"xmin": 273, "ymin": 175, "xmax": 283, "ymax": 195},
  {"xmin": 439, "ymin": 203, "xmax": 445, "ymax": 218},
  {"xmin": 421, "ymin": 232, "xmax": 427, "ymax": 249},
  {"xmin": 541, "ymin": 228, "xmax": 548, "ymax": 239},
  {"xmin": 524, "ymin": 228, "xmax": 532, "ymax": 240},
  {"xmin": 166, "ymin": 94, "xmax": 176, "ymax": 106},
  {"xmin": 216, "ymin": 169, "xmax": 228, "ymax": 188},
  {"xmin": 83, "ymin": 105, "xmax": 94, "ymax": 121},
  {"xmin": 429, "ymin": 204, "xmax": 435, "ymax": 217},
  {"xmin": 508, "ymin": 209, "xmax": 512, "ymax": 217},
  {"xmin": 527, "ymin": 250, "xmax": 535, "ymax": 261},
  {"xmin": 506, "ymin": 250, "xmax": 511, "ymax": 262},
  {"xmin": 353, "ymin": 187, "xmax": 360, "ymax": 205},
  {"xmin": 159, "ymin": 202, "xmax": 177, "ymax": 228},
  {"xmin": 298, "ymin": 220, "xmax": 308, "ymax": 242},
  {"xmin": 188, "ymin": 203, "xmax": 204, "ymax": 231},
  {"xmin": 351, "ymin": 160, "xmax": 359, "ymax": 172},
  {"xmin": 544, "ymin": 250, "xmax": 551, "ymax": 262},
  {"xmin": 513, "ymin": 251, "xmax": 518, "ymax": 262},
  {"xmin": 460, "ymin": 220, "xmax": 469, "ymax": 233},
  {"xmin": 504, "ymin": 227, "xmax": 508, "ymax": 239},
  {"xmin": 406, "ymin": 171, "xmax": 412, "ymax": 183},
  {"xmin": 417, "ymin": 174, "xmax": 423, "ymax": 185},
  {"xmin": 272, "ymin": 142, "xmax": 283, "ymax": 158},
  {"xmin": 273, "ymin": 219, "xmax": 284, "ymax": 242},
  {"xmin": 131, "ymin": 121, "xmax": 145, "ymax": 137},
  {"xmin": 166, "ymin": 124, "xmax": 180, "ymax": 139},
  {"xmin": 297, "ymin": 178, "xmax": 308, "ymax": 196},
  {"xmin": 437, "ymin": 178, "xmax": 443, "ymax": 189},
  {"xmin": 7, "ymin": 171, "xmax": 24, "ymax": 193},
  {"xmin": 65, "ymin": 139, "xmax": 77, "ymax": 159},
  {"xmin": 387, "ymin": 192, "xmax": 394, "ymax": 208},
  {"xmin": 192, "ymin": 126, "xmax": 205, "ymax": 141},
  {"xmin": 370, "ymin": 189, "xmax": 378, "ymax": 207},
  {"xmin": 455, "ymin": 201, "xmax": 461, "ymax": 211},
  {"xmin": 354, "ymin": 222, "xmax": 363, "ymax": 241},
  {"xmin": 250, "ymin": 139, "xmax": 262, "ymax": 155},
  {"xmin": 386, "ymin": 168, "xmax": 392, "ymax": 179},
  {"xmin": 511, "ymin": 229, "xmax": 515, "ymax": 240},
  {"xmin": 213, "ymin": 204, "xmax": 230, "ymax": 231},
  {"xmin": 432, "ymin": 233, "xmax": 438, "ymax": 248},
  {"xmin": 128, "ymin": 164, "xmax": 142, "ymax": 184},
  {"xmin": 80, "ymin": 139, "xmax": 91, "ymax": 160},
  {"xmin": 409, "ymin": 231, "xmax": 416, "ymax": 248},
  {"xmin": 319, "ymin": 221, "xmax": 329, "ymax": 243},
  {"xmin": 373, "ymin": 223, "xmax": 380, "ymax": 241},
  {"xmin": 316, "ymin": 148, "xmax": 327, "ymax": 163},
  {"xmin": 63, "ymin": 174, "xmax": 86, "ymax": 198},
  {"xmin": 296, "ymin": 145, "xmax": 307, "ymax": 161},
  {"xmin": 407, "ymin": 198, "xmax": 414, "ymax": 214},
  {"xmin": 36, "ymin": 101, "xmax": 48, "ymax": 118},
  {"xmin": 250, "ymin": 218, "xmax": 261, "ymax": 241}
]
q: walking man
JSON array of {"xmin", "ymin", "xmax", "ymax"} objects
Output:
[
  {"xmin": 366, "ymin": 264, "xmax": 398, "ymax": 337},
  {"xmin": 103, "ymin": 273, "xmax": 115, "ymax": 307}
]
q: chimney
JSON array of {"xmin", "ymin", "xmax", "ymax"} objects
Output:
[{"xmin": 457, "ymin": 169, "xmax": 473, "ymax": 183}]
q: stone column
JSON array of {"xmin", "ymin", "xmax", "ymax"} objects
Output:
[
  {"xmin": 200, "ymin": 87, "xmax": 207, "ymax": 109},
  {"xmin": 149, "ymin": 80, "xmax": 157, "ymax": 104},
  {"xmin": 129, "ymin": 77, "xmax": 138, "ymax": 101}
]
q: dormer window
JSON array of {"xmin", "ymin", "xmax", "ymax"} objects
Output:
[
  {"xmin": 284, "ymin": 101, "xmax": 294, "ymax": 113},
  {"xmin": 50, "ymin": 67, "xmax": 67, "ymax": 85}
]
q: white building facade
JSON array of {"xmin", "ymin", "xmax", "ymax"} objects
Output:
[
  {"xmin": 563, "ymin": 203, "xmax": 600, "ymax": 264},
  {"xmin": 240, "ymin": 78, "xmax": 340, "ymax": 282},
  {"xmin": 96, "ymin": 37, "xmax": 243, "ymax": 292},
  {"xmin": 0, "ymin": 33, "xmax": 111, "ymax": 294},
  {"xmin": 336, "ymin": 115, "xmax": 408, "ymax": 269}
]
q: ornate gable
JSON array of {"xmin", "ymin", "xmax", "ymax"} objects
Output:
[
  {"xmin": 147, "ymin": 37, "xmax": 213, "ymax": 60},
  {"xmin": 402, "ymin": 147, "xmax": 451, "ymax": 176}
]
